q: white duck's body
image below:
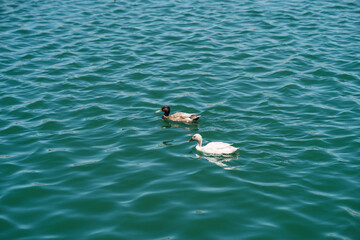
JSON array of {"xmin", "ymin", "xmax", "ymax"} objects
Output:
[{"xmin": 189, "ymin": 134, "xmax": 238, "ymax": 155}]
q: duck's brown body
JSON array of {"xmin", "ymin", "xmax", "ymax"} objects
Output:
[{"xmin": 156, "ymin": 106, "xmax": 200, "ymax": 123}]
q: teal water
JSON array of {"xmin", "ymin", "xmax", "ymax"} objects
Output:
[{"xmin": 1, "ymin": 0, "xmax": 360, "ymax": 239}]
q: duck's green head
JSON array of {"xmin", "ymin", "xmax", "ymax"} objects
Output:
[{"xmin": 156, "ymin": 105, "xmax": 170, "ymax": 116}]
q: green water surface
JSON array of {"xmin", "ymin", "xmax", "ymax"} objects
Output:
[{"xmin": 1, "ymin": 0, "xmax": 360, "ymax": 239}]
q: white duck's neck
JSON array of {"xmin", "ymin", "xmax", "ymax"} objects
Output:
[{"xmin": 196, "ymin": 138, "xmax": 203, "ymax": 148}]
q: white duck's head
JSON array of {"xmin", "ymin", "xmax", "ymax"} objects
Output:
[{"xmin": 188, "ymin": 134, "xmax": 203, "ymax": 146}]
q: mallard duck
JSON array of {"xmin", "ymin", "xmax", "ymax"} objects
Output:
[
  {"xmin": 156, "ymin": 106, "xmax": 200, "ymax": 123},
  {"xmin": 188, "ymin": 134, "xmax": 238, "ymax": 155}
]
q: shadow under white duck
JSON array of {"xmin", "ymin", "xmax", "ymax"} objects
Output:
[
  {"xmin": 196, "ymin": 154, "xmax": 238, "ymax": 170},
  {"xmin": 188, "ymin": 134, "xmax": 238, "ymax": 155},
  {"xmin": 156, "ymin": 105, "xmax": 200, "ymax": 123}
]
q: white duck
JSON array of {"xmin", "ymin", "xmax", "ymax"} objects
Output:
[{"xmin": 188, "ymin": 134, "xmax": 238, "ymax": 155}]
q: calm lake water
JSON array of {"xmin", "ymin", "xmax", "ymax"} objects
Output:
[{"xmin": 1, "ymin": 0, "xmax": 360, "ymax": 239}]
